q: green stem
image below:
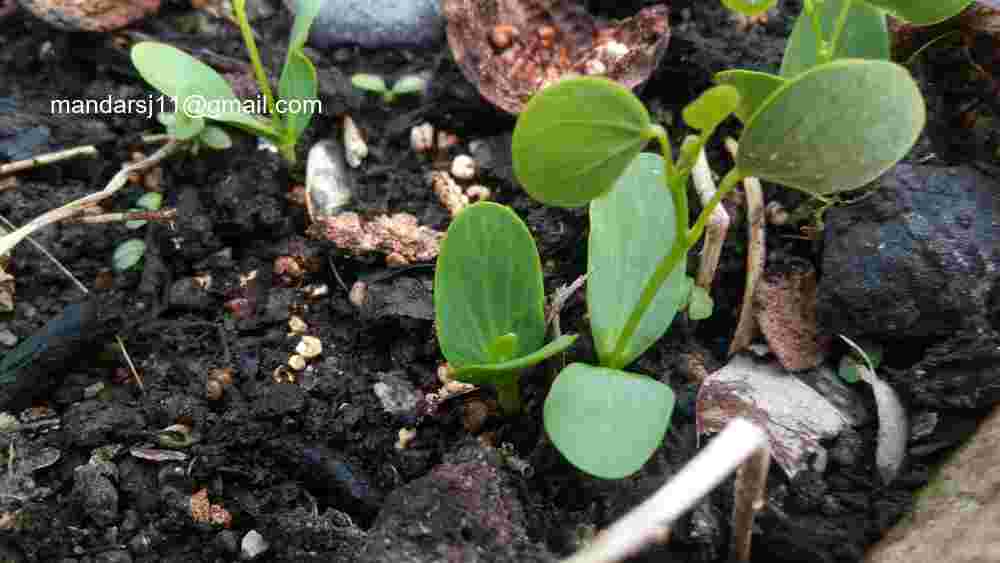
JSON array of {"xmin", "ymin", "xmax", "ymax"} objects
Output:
[
  {"xmin": 606, "ymin": 166, "xmax": 745, "ymax": 369},
  {"xmin": 233, "ymin": 0, "xmax": 277, "ymax": 123},
  {"xmin": 496, "ymin": 381, "xmax": 521, "ymax": 415},
  {"xmin": 806, "ymin": 0, "xmax": 827, "ymax": 62},
  {"xmin": 826, "ymin": 0, "xmax": 854, "ymax": 63}
]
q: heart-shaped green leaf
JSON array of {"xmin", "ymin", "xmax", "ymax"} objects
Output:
[
  {"xmin": 200, "ymin": 125, "xmax": 233, "ymax": 150},
  {"xmin": 434, "ymin": 202, "xmax": 547, "ymax": 371},
  {"xmin": 682, "ymin": 85, "xmax": 741, "ymax": 131},
  {"xmin": 544, "ymin": 363, "xmax": 675, "ymax": 479},
  {"xmin": 721, "ymin": 0, "xmax": 778, "ymax": 16},
  {"xmin": 781, "ymin": 0, "xmax": 889, "ymax": 78},
  {"xmin": 738, "ymin": 59, "xmax": 925, "ymax": 195},
  {"xmin": 512, "ymin": 76, "xmax": 655, "ymax": 208},
  {"xmin": 589, "ymin": 153, "xmax": 687, "ymax": 367},
  {"xmin": 714, "ymin": 70, "xmax": 786, "ymax": 123},
  {"xmin": 860, "ymin": 0, "xmax": 973, "ymax": 25}
]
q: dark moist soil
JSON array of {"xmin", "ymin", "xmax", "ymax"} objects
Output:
[{"xmin": 0, "ymin": 1, "xmax": 994, "ymax": 562}]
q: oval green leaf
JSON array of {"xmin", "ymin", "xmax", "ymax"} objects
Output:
[
  {"xmin": 860, "ymin": 0, "xmax": 973, "ymax": 25},
  {"xmin": 781, "ymin": 0, "xmax": 889, "ymax": 78},
  {"xmin": 200, "ymin": 125, "xmax": 233, "ymax": 150},
  {"xmin": 721, "ymin": 0, "xmax": 778, "ymax": 16},
  {"xmin": 392, "ymin": 75, "xmax": 428, "ymax": 95},
  {"xmin": 688, "ymin": 285, "xmax": 714, "ymax": 321},
  {"xmin": 112, "ymin": 239, "xmax": 146, "ymax": 272},
  {"xmin": 434, "ymin": 202, "xmax": 546, "ymax": 370},
  {"xmin": 278, "ymin": 49, "xmax": 318, "ymax": 142},
  {"xmin": 738, "ymin": 59, "xmax": 925, "ymax": 195},
  {"xmin": 544, "ymin": 363, "xmax": 675, "ymax": 479},
  {"xmin": 512, "ymin": 76, "xmax": 653, "ymax": 208},
  {"xmin": 136, "ymin": 192, "xmax": 163, "ymax": 211},
  {"xmin": 589, "ymin": 153, "xmax": 687, "ymax": 367},
  {"xmin": 682, "ymin": 85, "xmax": 741, "ymax": 131},
  {"xmin": 714, "ymin": 70, "xmax": 786, "ymax": 123},
  {"xmin": 351, "ymin": 73, "xmax": 387, "ymax": 93}
]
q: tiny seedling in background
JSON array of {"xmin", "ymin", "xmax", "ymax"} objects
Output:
[
  {"xmin": 433, "ymin": 202, "xmax": 577, "ymax": 414},
  {"xmin": 837, "ymin": 335, "xmax": 883, "ymax": 384},
  {"xmin": 351, "ymin": 73, "xmax": 428, "ymax": 103},
  {"xmin": 113, "ymin": 191, "xmax": 164, "ymax": 271},
  {"xmin": 130, "ymin": 0, "xmax": 323, "ymax": 165}
]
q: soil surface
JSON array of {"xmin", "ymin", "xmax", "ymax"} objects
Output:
[{"xmin": 0, "ymin": 1, "xmax": 995, "ymax": 562}]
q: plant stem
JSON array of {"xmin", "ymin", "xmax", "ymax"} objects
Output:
[
  {"xmin": 232, "ymin": 0, "xmax": 277, "ymax": 123},
  {"xmin": 806, "ymin": 0, "xmax": 827, "ymax": 62},
  {"xmin": 607, "ymin": 166, "xmax": 744, "ymax": 369},
  {"xmin": 496, "ymin": 381, "xmax": 521, "ymax": 415},
  {"xmin": 826, "ymin": 0, "xmax": 854, "ymax": 63}
]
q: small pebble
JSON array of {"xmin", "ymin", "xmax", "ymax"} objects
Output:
[
  {"xmin": 306, "ymin": 140, "xmax": 353, "ymax": 219},
  {"xmin": 0, "ymin": 329, "xmax": 17, "ymax": 347},
  {"xmin": 240, "ymin": 530, "xmax": 268, "ymax": 560},
  {"xmin": 451, "ymin": 154, "xmax": 476, "ymax": 180},
  {"xmin": 410, "ymin": 123, "xmax": 434, "ymax": 154},
  {"xmin": 288, "ymin": 0, "xmax": 444, "ymax": 49},
  {"xmin": 342, "ymin": 115, "xmax": 367, "ymax": 168}
]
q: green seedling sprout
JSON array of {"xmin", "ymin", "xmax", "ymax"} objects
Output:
[
  {"xmin": 433, "ymin": 202, "xmax": 577, "ymax": 414},
  {"xmin": 509, "ymin": 0, "xmax": 974, "ymax": 478},
  {"xmin": 130, "ymin": 0, "xmax": 323, "ymax": 165},
  {"xmin": 112, "ymin": 191, "xmax": 164, "ymax": 272},
  {"xmin": 351, "ymin": 73, "xmax": 428, "ymax": 104}
]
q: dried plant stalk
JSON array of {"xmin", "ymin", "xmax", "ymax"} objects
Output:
[
  {"xmin": 690, "ymin": 142, "xmax": 730, "ymax": 292},
  {"xmin": 724, "ymin": 138, "xmax": 765, "ymax": 356},
  {"xmin": 732, "ymin": 442, "xmax": 770, "ymax": 562}
]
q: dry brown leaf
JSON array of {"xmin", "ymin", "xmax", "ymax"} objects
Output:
[
  {"xmin": 443, "ymin": 0, "xmax": 670, "ymax": 113},
  {"xmin": 754, "ymin": 260, "xmax": 820, "ymax": 371}
]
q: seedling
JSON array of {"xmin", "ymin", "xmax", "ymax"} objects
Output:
[
  {"xmin": 351, "ymin": 73, "xmax": 428, "ymax": 104},
  {"xmin": 130, "ymin": 0, "xmax": 323, "ymax": 165},
  {"xmin": 433, "ymin": 202, "xmax": 577, "ymax": 414},
  {"xmin": 509, "ymin": 0, "xmax": 975, "ymax": 478},
  {"xmin": 111, "ymin": 191, "xmax": 164, "ymax": 272}
]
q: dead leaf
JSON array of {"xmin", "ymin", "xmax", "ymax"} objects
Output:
[
  {"xmin": 442, "ymin": 0, "xmax": 670, "ymax": 113},
  {"xmin": 857, "ymin": 364, "xmax": 908, "ymax": 485},
  {"xmin": 754, "ymin": 260, "xmax": 820, "ymax": 371},
  {"xmin": 697, "ymin": 354, "xmax": 850, "ymax": 478}
]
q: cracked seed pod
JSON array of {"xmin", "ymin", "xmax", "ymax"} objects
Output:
[
  {"xmin": 443, "ymin": 0, "xmax": 670, "ymax": 113},
  {"xmin": 18, "ymin": 0, "xmax": 159, "ymax": 31}
]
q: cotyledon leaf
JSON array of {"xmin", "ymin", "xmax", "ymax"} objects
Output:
[{"xmin": 738, "ymin": 59, "xmax": 925, "ymax": 195}]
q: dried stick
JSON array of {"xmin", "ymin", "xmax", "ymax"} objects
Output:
[
  {"xmin": 65, "ymin": 208, "xmax": 177, "ymax": 225},
  {"xmin": 689, "ymin": 139, "xmax": 730, "ymax": 292},
  {"xmin": 0, "ymin": 214, "xmax": 88, "ymax": 295},
  {"xmin": 732, "ymin": 442, "xmax": 770, "ymax": 562},
  {"xmin": 724, "ymin": 138, "xmax": 765, "ymax": 356},
  {"xmin": 562, "ymin": 419, "xmax": 769, "ymax": 563},
  {"xmin": 0, "ymin": 145, "xmax": 98, "ymax": 176},
  {"xmin": 0, "ymin": 140, "xmax": 180, "ymax": 257}
]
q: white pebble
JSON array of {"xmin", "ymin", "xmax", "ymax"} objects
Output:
[
  {"xmin": 241, "ymin": 530, "xmax": 269, "ymax": 560},
  {"xmin": 410, "ymin": 123, "xmax": 434, "ymax": 153},
  {"xmin": 342, "ymin": 115, "xmax": 368, "ymax": 168},
  {"xmin": 451, "ymin": 154, "xmax": 476, "ymax": 180}
]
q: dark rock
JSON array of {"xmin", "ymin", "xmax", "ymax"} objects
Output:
[
  {"xmin": 214, "ymin": 530, "xmax": 239, "ymax": 555},
  {"xmin": 362, "ymin": 444, "xmax": 551, "ymax": 562},
  {"xmin": 262, "ymin": 507, "xmax": 364, "ymax": 557},
  {"xmin": 63, "ymin": 400, "xmax": 146, "ymax": 447},
  {"xmin": 167, "ymin": 277, "xmax": 216, "ymax": 311},
  {"xmin": 888, "ymin": 330, "xmax": 1000, "ymax": 409},
  {"xmin": 288, "ymin": 0, "xmax": 444, "ymax": 49},
  {"xmin": 73, "ymin": 463, "xmax": 119, "ymax": 526},
  {"xmin": 268, "ymin": 440, "xmax": 383, "ymax": 524},
  {"xmin": 361, "ymin": 277, "xmax": 434, "ymax": 321},
  {"xmin": 250, "ymin": 383, "xmax": 305, "ymax": 418},
  {"xmin": 818, "ymin": 164, "xmax": 999, "ymax": 341},
  {"xmin": 93, "ymin": 549, "xmax": 131, "ymax": 563}
]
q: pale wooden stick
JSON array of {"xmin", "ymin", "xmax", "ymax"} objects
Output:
[
  {"xmin": 0, "ymin": 145, "xmax": 98, "ymax": 176},
  {"xmin": 0, "ymin": 141, "xmax": 180, "ymax": 257},
  {"xmin": 65, "ymin": 208, "xmax": 177, "ymax": 225},
  {"xmin": 689, "ymin": 140, "xmax": 730, "ymax": 292},
  {"xmin": 724, "ymin": 138, "xmax": 765, "ymax": 357},
  {"xmin": 562, "ymin": 419, "xmax": 769, "ymax": 563},
  {"xmin": 732, "ymin": 442, "xmax": 770, "ymax": 562}
]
